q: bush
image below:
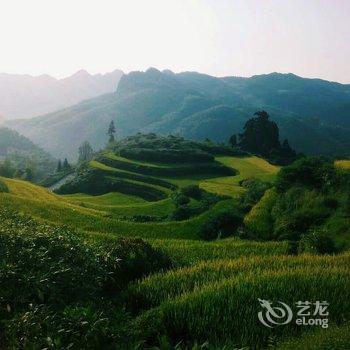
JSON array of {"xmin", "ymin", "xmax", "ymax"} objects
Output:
[
  {"xmin": 98, "ymin": 237, "xmax": 172, "ymax": 293},
  {"xmin": 181, "ymin": 185, "xmax": 202, "ymax": 200},
  {"xmin": 298, "ymin": 229, "xmax": 338, "ymax": 254},
  {"xmin": 170, "ymin": 205, "xmax": 192, "ymax": 221},
  {"xmin": 275, "ymin": 157, "xmax": 336, "ymax": 192},
  {"xmin": 0, "ymin": 179, "xmax": 9, "ymax": 193},
  {"xmin": 0, "ymin": 209, "xmax": 172, "ymax": 348},
  {"xmin": 239, "ymin": 179, "xmax": 272, "ymax": 211},
  {"xmin": 171, "ymin": 191, "xmax": 190, "ymax": 207},
  {"xmin": 199, "ymin": 209, "xmax": 243, "ymax": 240}
]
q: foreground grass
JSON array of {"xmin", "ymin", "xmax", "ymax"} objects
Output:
[
  {"xmin": 133, "ymin": 267, "xmax": 349, "ymax": 348},
  {"xmin": 126, "ymin": 253, "xmax": 349, "ymax": 311},
  {"xmin": 275, "ymin": 323, "xmax": 350, "ymax": 350}
]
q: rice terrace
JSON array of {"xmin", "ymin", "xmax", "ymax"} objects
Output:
[
  {"xmin": 1, "ymin": 130, "xmax": 349, "ymax": 349},
  {"xmin": 1, "ymin": 1, "xmax": 350, "ymax": 348}
]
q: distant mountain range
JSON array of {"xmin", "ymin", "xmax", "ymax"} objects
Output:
[
  {"xmin": 0, "ymin": 69, "xmax": 123, "ymax": 119},
  {"xmin": 5, "ymin": 68, "xmax": 350, "ymax": 159}
]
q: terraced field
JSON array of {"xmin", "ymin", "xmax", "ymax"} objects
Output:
[
  {"xmin": 335, "ymin": 159, "xmax": 350, "ymax": 170},
  {"xmin": 1, "ymin": 152, "xmax": 349, "ymax": 349},
  {"xmin": 200, "ymin": 156, "xmax": 280, "ymax": 197}
]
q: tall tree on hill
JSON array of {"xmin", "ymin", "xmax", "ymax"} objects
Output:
[
  {"xmin": 107, "ymin": 120, "xmax": 116, "ymax": 143},
  {"xmin": 228, "ymin": 134, "xmax": 237, "ymax": 148},
  {"xmin": 239, "ymin": 111, "xmax": 280, "ymax": 157},
  {"xmin": 78, "ymin": 141, "xmax": 94, "ymax": 162},
  {"xmin": 63, "ymin": 158, "xmax": 71, "ymax": 170},
  {"xmin": 56, "ymin": 159, "xmax": 62, "ymax": 172}
]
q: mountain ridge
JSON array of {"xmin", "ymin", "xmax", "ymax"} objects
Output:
[
  {"xmin": 5, "ymin": 69, "xmax": 350, "ymax": 159},
  {"xmin": 0, "ymin": 69, "xmax": 123, "ymax": 119}
]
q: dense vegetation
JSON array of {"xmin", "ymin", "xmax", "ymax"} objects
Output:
[{"xmin": 244, "ymin": 157, "xmax": 350, "ymax": 252}]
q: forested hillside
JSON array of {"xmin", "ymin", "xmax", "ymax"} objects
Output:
[
  {"xmin": 6, "ymin": 69, "xmax": 350, "ymax": 159},
  {"xmin": 0, "ymin": 127, "xmax": 56, "ymax": 181}
]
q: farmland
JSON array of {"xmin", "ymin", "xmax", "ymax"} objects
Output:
[{"xmin": 0, "ymin": 136, "xmax": 349, "ymax": 349}]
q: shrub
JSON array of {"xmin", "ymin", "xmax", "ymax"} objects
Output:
[
  {"xmin": 275, "ymin": 157, "xmax": 336, "ymax": 192},
  {"xmin": 298, "ymin": 229, "xmax": 338, "ymax": 254},
  {"xmin": 98, "ymin": 237, "xmax": 172, "ymax": 293},
  {"xmin": 170, "ymin": 205, "xmax": 192, "ymax": 221},
  {"xmin": 171, "ymin": 192, "xmax": 190, "ymax": 207},
  {"xmin": 181, "ymin": 185, "xmax": 202, "ymax": 200},
  {"xmin": 0, "ymin": 179, "xmax": 9, "ymax": 193},
  {"xmin": 0, "ymin": 209, "xmax": 173, "ymax": 348},
  {"xmin": 323, "ymin": 197, "xmax": 339, "ymax": 209},
  {"xmin": 238, "ymin": 178, "xmax": 272, "ymax": 211},
  {"xmin": 199, "ymin": 209, "xmax": 243, "ymax": 240}
]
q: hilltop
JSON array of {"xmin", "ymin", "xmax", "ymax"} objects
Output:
[
  {"xmin": 0, "ymin": 69, "xmax": 123, "ymax": 119},
  {"xmin": 6, "ymin": 69, "xmax": 350, "ymax": 159}
]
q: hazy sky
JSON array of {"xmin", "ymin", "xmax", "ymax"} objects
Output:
[{"xmin": 0, "ymin": 0, "xmax": 349, "ymax": 83}]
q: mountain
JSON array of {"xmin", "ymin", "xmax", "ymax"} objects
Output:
[
  {"xmin": 0, "ymin": 69, "xmax": 123, "ymax": 119},
  {"xmin": 6, "ymin": 68, "xmax": 350, "ymax": 159},
  {"xmin": 0, "ymin": 127, "xmax": 56, "ymax": 180}
]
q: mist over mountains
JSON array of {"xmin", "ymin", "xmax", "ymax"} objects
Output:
[
  {"xmin": 5, "ymin": 68, "xmax": 350, "ymax": 159},
  {"xmin": 0, "ymin": 69, "xmax": 123, "ymax": 119}
]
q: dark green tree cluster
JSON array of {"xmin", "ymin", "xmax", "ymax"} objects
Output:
[
  {"xmin": 107, "ymin": 120, "xmax": 116, "ymax": 143},
  {"xmin": 78, "ymin": 141, "xmax": 94, "ymax": 163},
  {"xmin": 0, "ymin": 158, "xmax": 16, "ymax": 178},
  {"xmin": 56, "ymin": 158, "xmax": 71, "ymax": 173},
  {"xmin": 0, "ymin": 158, "xmax": 34, "ymax": 181},
  {"xmin": 229, "ymin": 111, "xmax": 297, "ymax": 164}
]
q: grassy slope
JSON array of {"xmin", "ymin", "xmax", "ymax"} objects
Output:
[
  {"xmin": 200, "ymin": 156, "xmax": 280, "ymax": 197},
  {"xmin": 3, "ymin": 157, "xmax": 348, "ymax": 347}
]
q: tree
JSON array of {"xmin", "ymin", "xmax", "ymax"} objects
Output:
[
  {"xmin": 78, "ymin": 141, "xmax": 94, "ymax": 162},
  {"xmin": 229, "ymin": 134, "xmax": 237, "ymax": 148},
  {"xmin": 107, "ymin": 121, "xmax": 116, "ymax": 143},
  {"xmin": 57, "ymin": 159, "xmax": 62, "ymax": 172},
  {"xmin": 63, "ymin": 158, "xmax": 71, "ymax": 170},
  {"xmin": 0, "ymin": 158, "xmax": 15, "ymax": 178},
  {"xmin": 239, "ymin": 111, "xmax": 280, "ymax": 157},
  {"xmin": 23, "ymin": 167, "xmax": 34, "ymax": 181}
]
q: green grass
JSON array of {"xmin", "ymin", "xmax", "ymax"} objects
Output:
[
  {"xmin": 133, "ymin": 266, "xmax": 349, "ymax": 348},
  {"xmin": 126, "ymin": 253, "xmax": 347, "ymax": 311},
  {"xmin": 275, "ymin": 323, "xmax": 350, "ymax": 350},
  {"xmin": 200, "ymin": 156, "xmax": 280, "ymax": 197},
  {"xmin": 64, "ymin": 191, "xmax": 147, "ymax": 206},
  {"xmin": 1, "ymin": 151, "xmax": 349, "ymax": 349},
  {"xmin": 0, "ymin": 177, "xmax": 238, "ymax": 240}
]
